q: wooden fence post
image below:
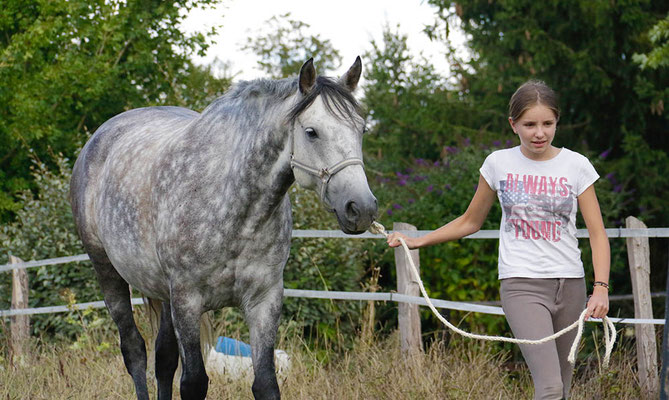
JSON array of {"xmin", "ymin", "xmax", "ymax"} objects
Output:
[
  {"xmin": 394, "ymin": 222, "xmax": 423, "ymax": 355},
  {"xmin": 9, "ymin": 255, "xmax": 30, "ymax": 366},
  {"xmin": 626, "ymin": 216, "xmax": 658, "ymax": 398}
]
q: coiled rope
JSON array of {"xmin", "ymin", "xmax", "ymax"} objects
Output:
[{"xmin": 369, "ymin": 221, "xmax": 616, "ymax": 367}]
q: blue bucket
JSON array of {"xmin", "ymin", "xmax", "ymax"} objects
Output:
[{"xmin": 215, "ymin": 337, "xmax": 252, "ymax": 357}]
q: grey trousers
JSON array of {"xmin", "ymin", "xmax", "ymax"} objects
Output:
[{"xmin": 500, "ymin": 277, "xmax": 587, "ymax": 400}]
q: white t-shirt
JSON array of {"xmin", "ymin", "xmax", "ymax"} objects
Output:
[{"xmin": 479, "ymin": 146, "xmax": 599, "ymax": 279}]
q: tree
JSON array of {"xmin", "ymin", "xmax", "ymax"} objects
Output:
[
  {"xmin": 427, "ymin": 0, "xmax": 667, "ymax": 149},
  {"xmin": 0, "ymin": 0, "xmax": 229, "ymax": 222},
  {"xmin": 362, "ymin": 25, "xmax": 498, "ymax": 164},
  {"xmin": 242, "ymin": 13, "xmax": 342, "ymax": 79},
  {"xmin": 634, "ymin": 13, "xmax": 669, "ymax": 70}
]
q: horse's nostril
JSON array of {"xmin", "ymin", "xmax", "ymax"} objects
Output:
[{"xmin": 345, "ymin": 201, "xmax": 360, "ymax": 220}]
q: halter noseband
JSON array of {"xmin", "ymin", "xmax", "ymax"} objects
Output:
[
  {"xmin": 290, "ymin": 156, "xmax": 363, "ymax": 212},
  {"xmin": 289, "ymin": 123, "xmax": 364, "ymax": 213}
]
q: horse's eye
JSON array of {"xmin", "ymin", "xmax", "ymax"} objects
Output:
[{"xmin": 305, "ymin": 127, "xmax": 318, "ymax": 140}]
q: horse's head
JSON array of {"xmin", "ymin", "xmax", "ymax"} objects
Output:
[{"xmin": 288, "ymin": 57, "xmax": 377, "ymax": 234}]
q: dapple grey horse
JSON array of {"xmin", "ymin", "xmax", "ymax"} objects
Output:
[{"xmin": 70, "ymin": 58, "xmax": 377, "ymax": 399}]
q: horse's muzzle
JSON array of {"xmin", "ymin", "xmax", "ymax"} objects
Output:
[{"xmin": 335, "ymin": 195, "xmax": 378, "ymax": 234}]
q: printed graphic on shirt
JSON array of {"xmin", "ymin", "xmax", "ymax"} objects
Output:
[{"xmin": 499, "ymin": 173, "xmax": 573, "ymax": 242}]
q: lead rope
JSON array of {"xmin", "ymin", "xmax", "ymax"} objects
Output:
[{"xmin": 368, "ymin": 221, "xmax": 616, "ymax": 367}]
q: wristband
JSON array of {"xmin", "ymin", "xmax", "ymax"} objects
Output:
[{"xmin": 593, "ymin": 281, "xmax": 609, "ymax": 290}]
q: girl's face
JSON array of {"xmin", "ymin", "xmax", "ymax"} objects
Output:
[{"xmin": 509, "ymin": 104, "xmax": 558, "ymax": 161}]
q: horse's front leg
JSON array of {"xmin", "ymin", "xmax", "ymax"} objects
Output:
[
  {"xmin": 244, "ymin": 282, "xmax": 283, "ymax": 400},
  {"xmin": 169, "ymin": 290, "xmax": 208, "ymax": 400}
]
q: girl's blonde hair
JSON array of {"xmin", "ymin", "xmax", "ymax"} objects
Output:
[{"xmin": 509, "ymin": 80, "xmax": 560, "ymax": 122}]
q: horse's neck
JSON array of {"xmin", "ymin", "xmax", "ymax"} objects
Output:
[{"xmin": 189, "ymin": 103, "xmax": 295, "ymax": 228}]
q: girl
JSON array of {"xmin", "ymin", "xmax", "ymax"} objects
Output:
[{"xmin": 386, "ymin": 80, "xmax": 610, "ymax": 400}]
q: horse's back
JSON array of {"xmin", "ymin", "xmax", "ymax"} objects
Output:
[{"xmin": 73, "ymin": 106, "xmax": 197, "ymax": 173}]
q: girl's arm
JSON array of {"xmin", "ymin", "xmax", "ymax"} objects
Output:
[
  {"xmin": 387, "ymin": 175, "xmax": 497, "ymax": 249},
  {"xmin": 578, "ymin": 184, "xmax": 610, "ymax": 319}
]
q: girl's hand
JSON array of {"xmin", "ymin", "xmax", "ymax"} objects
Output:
[
  {"xmin": 585, "ymin": 286, "xmax": 609, "ymax": 320},
  {"xmin": 386, "ymin": 232, "xmax": 418, "ymax": 249}
]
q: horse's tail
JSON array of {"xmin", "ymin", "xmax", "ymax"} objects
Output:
[
  {"xmin": 145, "ymin": 297, "xmax": 162, "ymax": 336},
  {"xmin": 200, "ymin": 311, "xmax": 215, "ymax": 366},
  {"xmin": 143, "ymin": 297, "xmax": 215, "ymax": 366}
]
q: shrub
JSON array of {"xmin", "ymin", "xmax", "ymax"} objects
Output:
[{"xmin": 0, "ymin": 153, "xmax": 98, "ymax": 340}]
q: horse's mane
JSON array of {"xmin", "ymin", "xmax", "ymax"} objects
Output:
[
  {"xmin": 287, "ymin": 76, "xmax": 362, "ymax": 124},
  {"xmin": 202, "ymin": 75, "xmax": 361, "ymax": 126}
]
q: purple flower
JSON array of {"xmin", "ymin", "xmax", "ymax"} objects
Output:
[
  {"xmin": 397, "ymin": 179, "xmax": 407, "ymax": 187},
  {"xmin": 386, "ymin": 209, "xmax": 393, "ymax": 216},
  {"xmin": 414, "ymin": 158, "xmax": 428, "ymax": 166},
  {"xmin": 393, "ymin": 203, "xmax": 403, "ymax": 210},
  {"xmin": 408, "ymin": 198, "xmax": 415, "ymax": 204},
  {"xmin": 606, "ymin": 172, "xmax": 618, "ymax": 186},
  {"xmin": 395, "ymin": 171, "xmax": 408, "ymax": 179},
  {"xmin": 493, "ymin": 140, "xmax": 501, "ymax": 147},
  {"xmin": 505, "ymin": 139, "xmax": 514, "ymax": 147},
  {"xmin": 413, "ymin": 175, "xmax": 427, "ymax": 182},
  {"xmin": 444, "ymin": 184, "xmax": 452, "ymax": 190},
  {"xmin": 433, "ymin": 161, "xmax": 440, "ymax": 167},
  {"xmin": 404, "ymin": 168, "xmax": 414, "ymax": 174},
  {"xmin": 463, "ymin": 138, "xmax": 471, "ymax": 147},
  {"xmin": 599, "ymin": 148, "xmax": 612, "ymax": 159},
  {"xmin": 445, "ymin": 146, "xmax": 458, "ymax": 154},
  {"xmin": 613, "ymin": 184, "xmax": 622, "ymax": 193},
  {"xmin": 426, "ymin": 184, "xmax": 434, "ymax": 192}
]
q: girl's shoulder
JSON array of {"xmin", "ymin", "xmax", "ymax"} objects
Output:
[{"xmin": 558, "ymin": 148, "xmax": 595, "ymax": 165}]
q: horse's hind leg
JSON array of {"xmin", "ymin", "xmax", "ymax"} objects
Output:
[
  {"xmin": 244, "ymin": 284, "xmax": 283, "ymax": 400},
  {"xmin": 155, "ymin": 301, "xmax": 179, "ymax": 400},
  {"xmin": 91, "ymin": 256, "xmax": 149, "ymax": 400},
  {"xmin": 169, "ymin": 292, "xmax": 208, "ymax": 400}
]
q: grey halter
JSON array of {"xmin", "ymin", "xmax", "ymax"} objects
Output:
[{"xmin": 289, "ymin": 123, "xmax": 364, "ymax": 212}]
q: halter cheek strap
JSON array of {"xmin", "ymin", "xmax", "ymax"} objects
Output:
[{"xmin": 290, "ymin": 156, "xmax": 364, "ymax": 212}]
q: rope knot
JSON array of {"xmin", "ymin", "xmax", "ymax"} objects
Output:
[{"xmin": 369, "ymin": 221, "xmax": 388, "ymax": 236}]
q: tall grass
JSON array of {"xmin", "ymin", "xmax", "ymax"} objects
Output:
[{"xmin": 0, "ymin": 309, "xmax": 645, "ymax": 399}]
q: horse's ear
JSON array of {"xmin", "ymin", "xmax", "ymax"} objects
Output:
[
  {"xmin": 340, "ymin": 56, "xmax": 362, "ymax": 91},
  {"xmin": 299, "ymin": 58, "xmax": 317, "ymax": 95}
]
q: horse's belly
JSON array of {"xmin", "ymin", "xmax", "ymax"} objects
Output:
[{"xmin": 106, "ymin": 250, "xmax": 169, "ymax": 299}]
